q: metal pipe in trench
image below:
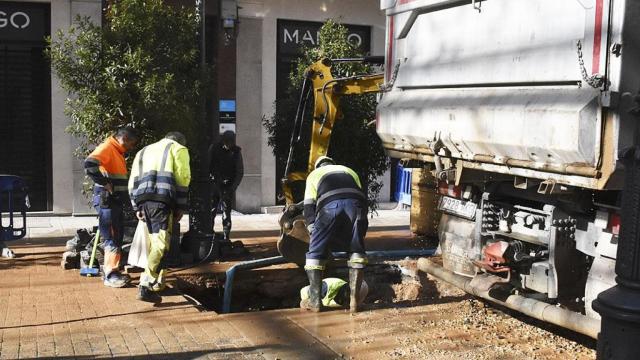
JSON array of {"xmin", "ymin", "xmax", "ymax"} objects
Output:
[
  {"xmin": 221, "ymin": 249, "xmax": 437, "ymax": 313},
  {"xmin": 222, "ymin": 256, "xmax": 288, "ymax": 314},
  {"xmin": 417, "ymin": 257, "xmax": 600, "ymax": 339},
  {"xmin": 333, "ymin": 249, "xmax": 436, "ymax": 259}
]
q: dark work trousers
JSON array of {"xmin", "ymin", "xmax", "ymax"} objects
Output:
[
  {"xmin": 306, "ymin": 198, "xmax": 368, "ymax": 261},
  {"xmin": 92, "ymin": 188, "xmax": 124, "ymax": 277},
  {"xmin": 211, "ymin": 183, "xmax": 234, "ymax": 239}
]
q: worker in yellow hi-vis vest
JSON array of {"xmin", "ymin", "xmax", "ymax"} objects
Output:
[
  {"xmin": 129, "ymin": 132, "xmax": 191, "ymax": 303},
  {"xmin": 300, "ymin": 277, "xmax": 369, "ymax": 309},
  {"xmin": 301, "ymin": 156, "xmax": 369, "ymax": 313}
]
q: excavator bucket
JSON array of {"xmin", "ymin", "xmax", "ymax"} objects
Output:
[{"xmin": 277, "ymin": 204, "xmax": 309, "ymax": 266}]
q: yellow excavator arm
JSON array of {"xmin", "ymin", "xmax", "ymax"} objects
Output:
[
  {"xmin": 278, "ymin": 57, "xmax": 385, "ymax": 265},
  {"xmin": 281, "ymin": 58, "xmax": 384, "ymax": 204}
]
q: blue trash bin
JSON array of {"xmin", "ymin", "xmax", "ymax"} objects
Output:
[
  {"xmin": 394, "ymin": 165, "xmax": 412, "ymax": 207},
  {"xmin": 0, "ymin": 175, "xmax": 30, "ymax": 241}
]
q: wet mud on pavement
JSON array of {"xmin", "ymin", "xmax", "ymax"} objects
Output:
[
  {"xmin": 173, "ymin": 227, "xmax": 596, "ymax": 359},
  {"xmin": 1, "ymin": 225, "xmax": 597, "ymax": 359}
]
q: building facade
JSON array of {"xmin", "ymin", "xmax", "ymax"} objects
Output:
[
  {"xmin": 0, "ymin": 0, "xmax": 386, "ymax": 214},
  {"xmin": 234, "ymin": 0, "xmax": 388, "ymax": 213},
  {"xmin": 0, "ymin": 0, "xmax": 102, "ymax": 214}
]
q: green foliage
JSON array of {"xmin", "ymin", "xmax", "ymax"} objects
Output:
[
  {"xmin": 263, "ymin": 19, "xmax": 389, "ymax": 211},
  {"xmin": 47, "ymin": 0, "xmax": 206, "ymax": 157}
]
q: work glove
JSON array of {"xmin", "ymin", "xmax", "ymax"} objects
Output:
[
  {"xmin": 306, "ymin": 223, "xmax": 315, "ymax": 235},
  {"xmin": 293, "ymin": 200, "xmax": 304, "ymax": 212},
  {"xmin": 1, "ymin": 248, "xmax": 15, "ymax": 259},
  {"xmin": 174, "ymin": 210, "xmax": 184, "ymax": 222},
  {"xmin": 99, "ymin": 190, "xmax": 112, "ymax": 209}
]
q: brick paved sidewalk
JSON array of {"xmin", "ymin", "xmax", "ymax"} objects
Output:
[
  {"xmin": 0, "ymin": 237, "xmax": 269, "ymax": 360},
  {"xmin": 0, "ymin": 210, "xmax": 410, "ymax": 359}
]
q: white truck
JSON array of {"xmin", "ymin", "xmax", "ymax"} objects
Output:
[{"xmin": 376, "ymin": 0, "xmax": 640, "ymax": 337}]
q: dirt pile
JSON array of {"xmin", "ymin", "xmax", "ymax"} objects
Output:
[
  {"xmin": 174, "ymin": 257, "xmax": 596, "ymax": 359},
  {"xmin": 377, "ymin": 267, "xmax": 596, "ymax": 360}
]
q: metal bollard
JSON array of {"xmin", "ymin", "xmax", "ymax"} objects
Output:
[{"xmin": 593, "ymin": 146, "xmax": 640, "ymax": 359}]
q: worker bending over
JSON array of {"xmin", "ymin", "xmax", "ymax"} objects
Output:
[
  {"xmin": 129, "ymin": 132, "xmax": 191, "ymax": 303},
  {"xmin": 302, "ymin": 156, "xmax": 368, "ymax": 313},
  {"xmin": 84, "ymin": 127, "xmax": 138, "ymax": 288}
]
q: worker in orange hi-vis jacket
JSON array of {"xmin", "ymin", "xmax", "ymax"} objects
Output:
[{"xmin": 84, "ymin": 127, "xmax": 138, "ymax": 288}]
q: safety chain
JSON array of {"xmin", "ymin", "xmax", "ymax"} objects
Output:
[
  {"xmin": 472, "ymin": 0, "xmax": 482, "ymax": 13},
  {"xmin": 380, "ymin": 62, "xmax": 400, "ymax": 92},
  {"xmin": 576, "ymin": 40, "xmax": 605, "ymax": 89}
]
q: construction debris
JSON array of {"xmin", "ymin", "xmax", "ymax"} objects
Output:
[{"xmin": 61, "ymin": 228, "xmax": 104, "ymax": 270}]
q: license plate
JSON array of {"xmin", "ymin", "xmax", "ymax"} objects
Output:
[{"xmin": 438, "ymin": 196, "xmax": 477, "ymax": 220}]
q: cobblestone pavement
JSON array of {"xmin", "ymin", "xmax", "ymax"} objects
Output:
[
  {"xmin": 0, "ymin": 210, "xmax": 410, "ymax": 359},
  {"xmin": 2, "ymin": 210, "xmax": 594, "ymax": 360},
  {"xmin": 0, "ymin": 236, "xmax": 269, "ymax": 359}
]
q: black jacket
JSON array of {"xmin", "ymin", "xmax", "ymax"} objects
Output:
[{"xmin": 208, "ymin": 143, "xmax": 244, "ymax": 189}]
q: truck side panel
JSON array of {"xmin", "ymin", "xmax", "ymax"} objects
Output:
[{"xmin": 378, "ymin": 0, "xmax": 640, "ymax": 190}]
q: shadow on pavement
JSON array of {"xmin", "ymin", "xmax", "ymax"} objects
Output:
[
  {"xmin": 0, "ymin": 303, "xmax": 194, "ymax": 330},
  {"xmin": 20, "ymin": 346, "xmax": 278, "ymax": 360}
]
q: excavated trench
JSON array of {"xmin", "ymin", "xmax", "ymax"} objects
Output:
[{"xmin": 175, "ymin": 260, "xmax": 433, "ymax": 313}]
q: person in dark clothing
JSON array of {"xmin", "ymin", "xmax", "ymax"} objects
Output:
[{"xmin": 208, "ymin": 131, "xmax": 244, "ymax": 242}]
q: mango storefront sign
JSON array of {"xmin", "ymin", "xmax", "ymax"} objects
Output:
[
  {"xmin": 277, "ymin": 19, "xmax": 371, "ymax": 56},
  {"xmin": 0, "ymin": 2, "xmax": 49, "ymax": 42}
]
